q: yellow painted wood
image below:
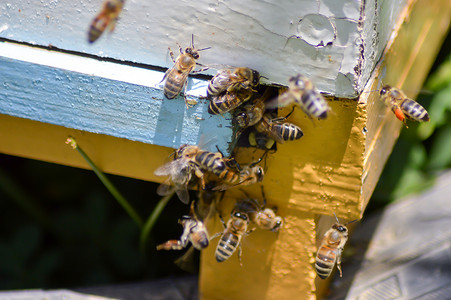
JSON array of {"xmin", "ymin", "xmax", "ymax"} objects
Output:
[
  {"xmin": 200, "ymin": 0, "xmax": 451, "ymax": 299},
  {"xmin": 0, "ymin": 0, "xmax": 450, "ymax": 298},
  {"xmin": 0, "ymin": 114, "xmax": 173, "ymax": 184}
]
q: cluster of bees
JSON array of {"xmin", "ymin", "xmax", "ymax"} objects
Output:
[{"xmin": 87, "ymin": 0, "xmax": 430, "ymax": 280}]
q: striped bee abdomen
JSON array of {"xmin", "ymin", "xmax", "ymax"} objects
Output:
[
  {"xmin": 401, "ymin": 99, "xmax": 429, "ymax": 122},
  {"xmin": 216, "ymin": 232, "xmax": 239, "ymax": 262},
  {"xmin": 315, "ymin": 246, "xmax": 337, "ymax": 279}
]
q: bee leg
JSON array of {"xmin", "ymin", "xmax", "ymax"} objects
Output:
[
  {"xmin": 168, "ymin": 47, "xmax": 177, "ymax": 64},
  {"xmin": 158, "ymin": 69, "xmax": 170, "ymax": 85},
  {"xmin": 336, "ymin": 252, "xmax": 343, "ymax": 277},
  {"xmin": 156, "ymin": 240, "xmax": 183, "ymax": 251},
  {"xmin": 237, "ymin": 244, "xmax": 243, "ymax": 267},
  {"xmin": 176, "ymin": 42, "xmax": 183, "ymax": 54},
  {"xmin": 219, "ymin": 214, "xmax": 227, "ymax": 228},
  {"xmin": 209, "ymin": 232, "xmax": 222, "ymax": 241},
  {"xmin": 192, "ymin": 64, "xmax": 209, "ymax": 74}
]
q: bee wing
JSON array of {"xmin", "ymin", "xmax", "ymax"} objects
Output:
[
  {"xmin": 175, "ymin": 188, "xmax": 190, "ymax": 205},
  {"xmin": 154, "ymin": 159, "xmax": 179, "ymax": 176},
  {"xmin": 261, "ymin": 118, "xmax": 286, "ymax": 144},
  {"xmin": 265, "ymin": 90, "xmax": 296, "ymax": 109},
  {"xmin": 174, "ymin": 246, "xmax": 198, "ymax": 273},
  {"xmin": 156, "ymin": 180, "xmax": 175, "ymax": 196}
]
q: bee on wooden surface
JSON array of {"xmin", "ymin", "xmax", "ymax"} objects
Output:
[
  {"xmin": 212, "ymin": 157, "xmax": 265, "ymax": 191},
  {"xmin": 212, "ymin": 210, "xmax": 254, "ymax": 264},
  {"xmin": 88, "ymin": 0, "xmax": 125, "ymax": 43},
  {"xmin": 315, "ymin": 216, "xmax": 357, "ymax": 279},
  {"xmin": 236, "ymin": 187, "xmax": 283, "ymax": 232},
  {"xmin": 208, "ymin": 88, "xmax": 254, "ymax": 115},
  {"xmin": 207, "ymin": 67, "xmax": 260, "ymax": 98},
  {"xmin": 254, "ymin": 108, "xmax": 303, "ymax": 144},
  {"xmin": 154, "ymin": 148, "xmax": 198, "ymax": 204},
  {"xmin": 157, "ymin": 200, "xmax": 209, "ymax": 251},
  {"xmin": 234, "ymin": 92, "xmax": 267, "ymax": 129},
  {"xmin": 379, "ymin": 85, "xmax": 430, "ymax": 126},
  {"xmin": 162, "ymin": 35, "xmax": 210, "ymax": 107},
  {"xmin": 268, "ymin": 74, "xmax": 330, "ymax": 119},
  {"xmin": 173, "ymin": 144, "xmax": 264, "ymax": 191}
]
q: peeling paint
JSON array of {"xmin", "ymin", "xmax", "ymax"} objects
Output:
[{"xmin": 0, "ymin": 0, "xmax": 413, "ymax": 98}]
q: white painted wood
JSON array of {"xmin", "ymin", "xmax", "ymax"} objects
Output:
[{"xmin": 0, "ymin": 0, "xmax": 409, "ymax": 98}]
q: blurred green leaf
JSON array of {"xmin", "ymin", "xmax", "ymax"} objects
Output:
[
  {"xmin": 426, "ymin": 55, "xmax": 451, "ymax": 91},
  {"xmin": 427, "ymin": 124, "xmax": 451, "ymax": 171}
]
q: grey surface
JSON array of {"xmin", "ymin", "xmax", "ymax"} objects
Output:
[
  {"xmin": 325, "ymin": 170, "xmax": 451, "ymax": 300},
  {"xmin": 0, "ymin": 276, "xmax": 197, "ymax": 300}
]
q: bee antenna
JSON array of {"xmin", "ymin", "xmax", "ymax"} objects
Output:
[
  {"xmin": 333, "ymin": 212, "xmax": 340, "ymax": 223},
  {"xmin": 249, "ymin": 156, "xmax": 263, "ymax": 168},
  {"xmin": 168, "ymin": 150, "xmax": 177, "ymax": 158},
  {"xmin": 345, "ymin": 219, "xmax": 359, "ymax": 226},
  {"xmin": 197, "ymin": 47, "xmax": 212, "ymax": 52},
  {"xmin": 260, "ymin": 75, "xmax": 269, "ymax": 80},
  {"xmin": 191, "ymin": 34, "xmax": 194, "ymax": 48}
]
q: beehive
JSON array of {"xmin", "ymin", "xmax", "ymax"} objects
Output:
[{"xmin": 0, "ymin": 0, "xmax": 450, "ymax": 299}]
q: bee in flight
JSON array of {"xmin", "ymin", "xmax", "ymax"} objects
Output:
[
  {"xmin": 207, "ymin": 67, "xmax": 260, "ymax": 98},
  {"xmin": 88, "ymin": 0, "xmax": 125, "ymax": 43},
  {"xmin": 235, "ymin": 187, "xmax": 283, "ymax": 232},
  {"xmin": 208, "ymin": 88, "xmax": 254, "ymax": 115},
  {"xmin": 379, "ymin": 85, "xmax": 430, "ymax": 126},
  {"xmin": 156, "ymin": 200, "xmax": 210, "ymax": 251},
  {"xmin": 162, "ymin": 35, "xmax": 210, "ymax": 107},
  {"xmin": 212, "ymin": 209, "xmax": 254, "ymax": 265},
  {"xmin": 267, "ymin": 74, "xmax": 330, "ymax": 120},
  {"xmin": 315, "ymin": 215, "xmax": 357, "ymax": 279}
]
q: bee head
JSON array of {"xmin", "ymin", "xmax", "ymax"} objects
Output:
[
  {"xmin": 253, "ymin": 166, "xmax": 264, "ymax": 182},
  {"xmin": 332, "ymin": 223, "xmax": 347, "ymax": 233},
  {"xmin": 380, "ymin": 85, "xmax": 390, "ymax": 96},
  {"xmin": 290, "ymin": 74, "xmax": 307, "ymax": 89},
  {"xmin": 232, "ymin": 210, "xmax": 249, "ymax": 221},
  {"xmin": 234, "ymin": 112, "xmax": 249, "ymax": 128},
  {"xmin": 251, "ymin": 70, "xmax": 260, "ymax": 87},
  {"xmin": 185, "ymin": 47, "xmax": 199, "ymax": 59},
  {"xmin": 271, "ymin": 216, "xmax": 284, "ymax": 232}
]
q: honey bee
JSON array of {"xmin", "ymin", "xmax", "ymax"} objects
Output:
[
  {"xmin": 88, "ymin": 0, "xmax": 125, "ymax": 43},
  {"xmin": 212, "ymin": 210, "xmax": 254, "ymax": 264},
  {"xmin": 162, "ymin": 35, "xmax": 210, "ymax": 107},
  {"xmin": 234, "ymin": 93, "xmax": 267, "ymax": 129},
  {"xmin": 268, "ymin": 74, "xmax": 330, "ymax": 119},
  {"xmin": 236, "ymin": 187, "xmax": 283, "ymax": 232},
  {"xmin": 208, "ymin": 88, "xmax": 254, "ymax": 115},
  {"xmin": 379, "ymin": 85, "xmax": 430, "ymax": 125},
  {"xmin": 166, "ymin": 144, "xmax": 264, "ymax": 192},
  {"xmin": 254, "ymin": 109, "xmax": 304, "ymax": 144},
  {"xmin": 212, "ymin": 157, "xmax": 265, "ymax": 191},
  {"xmin": 154, "ymin": 148, "xmax": 198, "ymax": 204},
  {"xmin": 207, "ymin": 67, "xmax": 260, "ymax": 98},
  {"xmin": 157, "ymin": 200, "xmax": 209, "ymax": 251},
  {"xmin": 315, "ymin": 216, "xmax": 357, "ymax": 279}
]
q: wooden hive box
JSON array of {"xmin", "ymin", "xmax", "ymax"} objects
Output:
[{"xmin": 0, "ymin": 0, "xmax": 450, "ymax": 299}]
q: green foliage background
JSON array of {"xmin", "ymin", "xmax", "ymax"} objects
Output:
[{"xmin": 370, "ymin": 35, "xmax": 451, "ymax": 209}]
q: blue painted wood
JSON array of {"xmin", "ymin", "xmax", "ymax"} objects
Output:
[{"xmin": 0, "ymin": 55, "xmax": 233, "ymax": 154}]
